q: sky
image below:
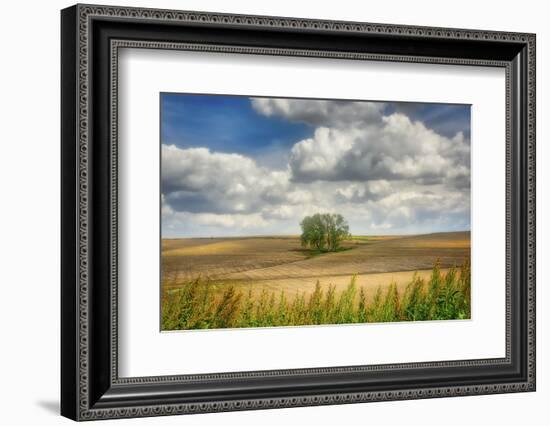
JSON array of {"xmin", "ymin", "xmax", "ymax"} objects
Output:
[{"xmin": 161, "ymin": 93, "xmax": 471, "ymax": 238}]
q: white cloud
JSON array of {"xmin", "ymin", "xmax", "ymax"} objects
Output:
[
  {"xmin": 287, "ymin": 112, "xmax": 470, "ymax": 188},
  {"xmin": 194, "ymin": 213, "xmax": 268, "ymax": 228},
  {"xmin": 335, "ymin": 180, "xmax": 393, "ymax": 202},
  {"xmin": 251, "ymin": 98, "xmax": 385, "ymax": 127},
  {"xmin": 162, "ymin": 209, "xmax": 270, "ymax": 238},
  {"xmin": 162, "ymin": 145, "xmax": 290, "ymax": 214},
  {"xmin": 360, "ymin": 187, "xmax": 470, "ymax": 232}
]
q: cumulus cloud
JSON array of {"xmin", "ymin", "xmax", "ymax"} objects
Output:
[
  {"xmin": 162, "ymin": 145, "xmax": 289, "ymax": 214},
  {"xmin": 339, "ymin": 185, "xmax": 470, "ymax": 234},
  {"xmin": 335, "ymin": 180, "xmax": 393, "ymax": 203},
  {"xmin": 251, "ymin": 98, "xmax": 385, "ymax": 127},
  {"xmin": 288, "ymin": 113, "xmax": 470, "ymax": 189}
]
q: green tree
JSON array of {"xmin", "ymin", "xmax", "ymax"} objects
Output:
[
  {"xmin": 300, "ymin": 213, "xmax": 350, "ymax": 252},
  {"xmin": 300, "ymin": 213, "xmax": 326, "ymax": 250}
]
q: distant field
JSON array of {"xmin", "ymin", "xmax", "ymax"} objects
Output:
[{"xmin": 162, "ymin": 231, "xmax": 470, "ymax": 302}]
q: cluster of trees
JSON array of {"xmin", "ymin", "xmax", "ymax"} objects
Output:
[{"xmin": 300, "ymin": 213, "xmax": 351, "ymax": 252}]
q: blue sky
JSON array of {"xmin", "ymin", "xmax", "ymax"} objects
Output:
[
  {"xmin": 161, "ymin": 94, "xmax": 313, "ymax": 169},
  {"xmin": 160, "ymin": 93, "xmax": 471, "ymax": 237}
]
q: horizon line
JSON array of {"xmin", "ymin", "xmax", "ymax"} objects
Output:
[{"xmin": 161, "ymin": 229, "xmax": 472, "ymax": 240}]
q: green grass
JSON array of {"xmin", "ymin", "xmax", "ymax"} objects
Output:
[
  {"xmin": 299, "ymin": 246, "xmax": 355, "ymax": 258},
  {"xmin": 295, "ymin": 236, "xmax": 371, "ymax": 258},
  {"xmin": 161, "ymin": 259, "xmax": 470, "ymax": 331}
]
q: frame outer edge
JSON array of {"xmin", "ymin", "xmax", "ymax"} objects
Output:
[
  {"xmin": 61, "ymin": 4, "xmax": 80, "ymax": 421},
  {"xmin": 66, "ymin": 4, "xmax": 536, "ymax": 421},
  {"xmin": 527, "ymin": 33, "xmax": 536, "ymax": 390},
  {"xmin": 76, "ymin": 2, "xmax": 92, "ymax": 420}
]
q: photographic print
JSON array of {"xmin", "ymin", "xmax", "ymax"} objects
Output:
[{"xmin": 160, "ymin": 94, "xmax": 471, "ymax": 331}]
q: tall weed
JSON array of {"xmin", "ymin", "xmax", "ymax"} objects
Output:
[{"xmin": 161, "ymin": 259, "xmax": 471, "ymax": 330}]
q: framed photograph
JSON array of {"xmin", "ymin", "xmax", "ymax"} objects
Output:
[{"xmin": 61, "ymin": 4, "xmax": 536, "ymax": 421}]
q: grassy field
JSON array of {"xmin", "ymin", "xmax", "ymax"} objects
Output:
[{"xmin": 161, "ymin": 231, "xmax": 470, "ymax": 330}]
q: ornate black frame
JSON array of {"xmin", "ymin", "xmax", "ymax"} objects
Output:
[{"xmin": 61, "ymin": 4, "xmax": 536, "ymax": 421}]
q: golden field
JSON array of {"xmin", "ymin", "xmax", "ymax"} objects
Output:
[{"xmin": 162, "ymin": 231, "xmax": 470, "ymax": 302}]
